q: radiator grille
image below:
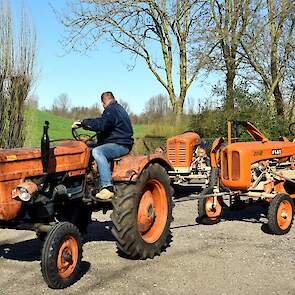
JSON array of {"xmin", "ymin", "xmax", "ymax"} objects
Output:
[
  {"xmin": 179, "ymin": 143, "xmax": 186, "ymax": 163},
  {"xmin": 168, "ymin": 143, "xmax": 176, "ymax": 163}
]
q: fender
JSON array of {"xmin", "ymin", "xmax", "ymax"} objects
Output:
[{"xmin": 112, "ymin": 152, "xmax": 174, "ymax": 182}]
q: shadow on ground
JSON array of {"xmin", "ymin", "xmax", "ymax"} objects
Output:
[
  {"xmin": 0, "ymin": 220, "xmax": 115, "ymax": 263},
  {"xmin": 173, "ymin": 184, "xmax": 273, "ymax": 234}
]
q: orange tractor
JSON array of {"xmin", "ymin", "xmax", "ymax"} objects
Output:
[
  {"xmin": 0, "ymin": 121, "xmax": 208, "ymax": 289},
  {"xmin": 198, "ymin": 121, "xmax": 295, "ymax": 235}
]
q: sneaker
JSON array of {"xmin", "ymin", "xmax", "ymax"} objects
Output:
[{"xmin": 95, "ymin": 188, "xmax": 114, "ymax": 200}]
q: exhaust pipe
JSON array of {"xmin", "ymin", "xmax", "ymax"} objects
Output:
[{"xmin": 41, "ymin": 121, "xmax": 50, "ymax": 173}]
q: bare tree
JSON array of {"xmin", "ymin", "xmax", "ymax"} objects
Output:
[
  {"xmin": 143, "ymin": 94, "xmax": 172, "ymax": 121},
  {"xmin": 208, "ymin": 0, "xmax": 256, "ymax": 112},
  {"xmin": 26, "ymin": 94, "xmax": 39, "ymax": 108},
  {"xmin": 0, "ymin": 1, "xmax": 36, "ymax": 148},
  {"xmin": 184, "ymin": 96, "xmax": 195, "ymax": 114},
  {"xmin": 51, "ymin": 93, "xmax": 71, "ymax": 116},
  {"xmin": 241, "ymin": 0, "xmax": 294, "ymax": 116},
  {"xmin": 118, "ymin": 99, "xmax": 131, "ymax": 114},
  {"xmin": 70, "ymin": 103, "xmax": 102, "ymax": 120},
  {"xmin": 56, "ymin": 0, "xmax": 215, "ymax": 120}
]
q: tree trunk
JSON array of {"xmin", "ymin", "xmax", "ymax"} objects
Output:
[
  {"xmin": 266, "ymin": 91, "xmax": 276, "ymax": 118},
  {"xmin": 273, "ymin": 83, "xmax": 284, "ymax": 116},
  {"xmin": 225, "ymin": 70, "xmax": 235, "ymax": 114},
  {"xmin": 289, "ymin": 87, "xmax": 295, "ymax": 123},
  {"xmin": 173, "ymin": 99, "xmax": 184, "ymax": 126}
]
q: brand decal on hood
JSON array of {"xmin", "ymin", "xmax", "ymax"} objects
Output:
[{"xmin": 271, "ymin": 149, "xmax": 282, "ymax": 156}]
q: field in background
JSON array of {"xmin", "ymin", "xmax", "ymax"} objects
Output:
[
  {"xmin": 24, "ymin": 108, "xmax": 189, "ymax": 152},
  {"xmin": 25, "ymin": 108, "xmax": 74, "ymax": 147}
]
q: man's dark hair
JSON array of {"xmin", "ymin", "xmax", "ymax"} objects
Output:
[{"xmin": 101, "ymin": 91, "xmax": 115, "ymax": 101}]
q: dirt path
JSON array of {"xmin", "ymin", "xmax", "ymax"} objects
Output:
[{"xmin": 1, "ymin": 199, "xmax": 295, "ymax": 295}]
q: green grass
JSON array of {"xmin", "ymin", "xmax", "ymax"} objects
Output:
[
  {"xmin": 24, "ymin": 108, "xmax": 145, "ymax": 147},
  {"xmin": 24, "ymin": 108, "xmax": 189, "ymax": 152},
  {"xmin": 25, "ymin": 108, "xmax": 74, "ymax": 147}
]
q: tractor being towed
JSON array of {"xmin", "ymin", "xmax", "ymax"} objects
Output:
[{"xmin": 197, "ymin": 121, "xmax": 295, "ymax": 235}]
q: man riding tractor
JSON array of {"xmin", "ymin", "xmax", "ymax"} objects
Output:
[
  {"xmin": 72, "ymin": 91, "xmax": 133, "ymax": 201},
  {"xmin": 0, "ymin": 92, "xmax": 174, "ymax": 289}
]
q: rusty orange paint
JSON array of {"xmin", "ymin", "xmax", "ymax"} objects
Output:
[
  {"xmin": 137, "ymin": 179, "xmax": 168, "ymax": 243},
  {"xmin": 57, "ymin": 236, "xmax": 79, "ymax": 279},
  {"xmin": 112, "ymin": 153, "xmax": 173, "ymax": 182},
  {"xmin": 12, "ymin": 181, "xmax": 38, "ymax": 200},
  {"xmin": 0, "ymin": 141, "xmax": 90, "ymax": 221},
  {"xmin": 137, "ymin": 190, "xmax": 155, "ymax": 234},
  {"xmin": 205, "ymin": 197, "xmax": 222, "ymax": 219},
  {"xmin": 263, "ymin": 181, "xmax": 273, "ymax": 194},
  {"xmin": 274, "ymin": 181, "xmax": 286, "ymax": 194},
  {"xmin": 166, "ymin": 132, "xmax": 200, "ymax": 168},
  {"xmin": 221, "ymin": 141, "xmax": 295, "ymax": 190},
  {"xmin": 0, "ymin": 180, "xmax": 22, "ymax": 220},
  {"xmin": 68, "ymin": 169, "xmax": 87, "ymax": 177},
  {"xmin": 245, "ymin": 122, "xmax": 268, "ymax": 142},
  {"xmin": 276, "ymin": 200, "xmax": 292, "ymax": 230}
]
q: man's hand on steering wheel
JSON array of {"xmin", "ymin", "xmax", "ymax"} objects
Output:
[
  {"xmin": 71, "ymin": 121, "xmax": 98, "ymax": 143},
  {"xmin": 72, "ymin": 121, "xmax": 82, "ymax": 129}
]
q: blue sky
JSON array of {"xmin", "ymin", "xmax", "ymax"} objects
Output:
[{"xmin": 11, "ymin": 0, "xmax": 220, "ymax": 114}]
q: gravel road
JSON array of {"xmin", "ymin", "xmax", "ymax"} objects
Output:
[{"xmin": 1, "ymin": 197, "xmax": 295, "ymax": 295}]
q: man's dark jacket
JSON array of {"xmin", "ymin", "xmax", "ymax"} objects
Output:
[{"xmin": 82, "ymin": 100, "xmax": 134, "ymax": 148}]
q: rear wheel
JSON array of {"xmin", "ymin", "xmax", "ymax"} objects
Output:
[
  {"xmin": 111, "ymin": 163, "xmax": 174, "ymax": 259},
  {"xmin": 268, "ymin": 194, "xmax": 294, "ymax": 235},
  {"xmin": 198, "ymin": 193, "xmax": 223, "ymax": 225},
  {"xmin": 41, "ymin": 222, "xmax": 82, "ymax": 289}
]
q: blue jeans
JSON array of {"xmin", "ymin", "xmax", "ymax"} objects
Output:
[{"xmin": 92, "ymin": 143, "xmax": 129, "ymax": 188}]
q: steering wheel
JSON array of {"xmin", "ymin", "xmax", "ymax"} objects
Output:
[
  {"xmin": 289, "ymin": 122, "xmax": 295, "ymax": 136},
  {"xmin": 72, "ymin": 127, "xmax": 97, "ymax": 143}
]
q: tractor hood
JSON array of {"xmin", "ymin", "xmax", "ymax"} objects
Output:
[
  {"xmin": 0, "ymin": 141, "xmax": 89, "ymax": 181},
  {"xmin": 0, "ymin": 140, "xmax": 90, "ymax": 221}
]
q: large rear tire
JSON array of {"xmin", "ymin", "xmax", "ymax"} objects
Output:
[
  {"xmin": 41, "ymin": 222, "xmax": 82, "ymax": 289},
  {"xmin": 111, "ymin": 163, "xmax": 174, "ymax": 259},
  {"xmin": 268, "ymin": 194, "xmax": 294, "ymax": 235}
]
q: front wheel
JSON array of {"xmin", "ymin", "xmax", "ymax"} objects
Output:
[
  {"xmin": 198, "ymin": 193, "xmax": 223, "ymax": 225},
  {"xmin": 111, "ymin": 163, "xmax": 174, "ymax": 259},
  {"xmin": 268, "ymin": 194, "xmax": 294, "ymax": 235},
  {"xmin": 41, "ymin": 222, "xmax": 83, "ymax": 289}
]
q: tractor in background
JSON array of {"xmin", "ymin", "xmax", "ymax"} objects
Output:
[
  {"xmin": 165, "ymin": 132, "xmax": 210, "ymax": 188},
  {"xmin": 197, "ymin": 121, "xmax": 295, "ymax": 235}
]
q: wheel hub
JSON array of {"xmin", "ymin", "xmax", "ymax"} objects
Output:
[
  {"xmin": 138, "ymin": 190, "xmax": 156, "ymax": 234},
  {"xmin": 57, "ymin": 237, "xmax": 78, "ymax": 279},
  {"xmin": 277, "ymin": 200, "xmax": 292, "ymax": 230},
  {"xmin": 205, "ymin": 197, "xmax": 222, "ymax": 219},
  {"xmin": 281, "ymin": 212, "xmax": 287, "ymax": 219},
  {"xmin": 137, "ymin": 179, "xmax": 169, "ymax": 244},
  {"xmin": 208, "ymin": 203, "xmax": 216, "ymax": 213},
  {"xmin": 62, "ymin": 250, "xmax": 73, "ymax": 263}
]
